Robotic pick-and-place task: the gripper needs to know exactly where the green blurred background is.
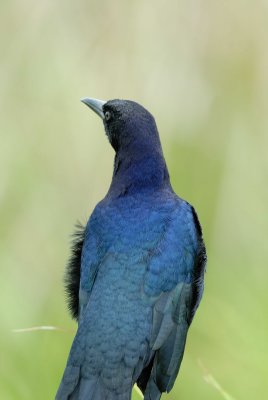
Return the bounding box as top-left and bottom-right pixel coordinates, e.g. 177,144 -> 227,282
1,1 -> 268,399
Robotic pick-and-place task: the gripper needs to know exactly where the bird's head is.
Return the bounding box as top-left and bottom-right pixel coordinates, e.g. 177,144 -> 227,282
81,98 -> 160,153
81,97 -> 169,195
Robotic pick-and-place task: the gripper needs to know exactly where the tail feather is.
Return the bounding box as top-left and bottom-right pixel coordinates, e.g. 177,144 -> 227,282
143,378 -> 161,400
56,371 -> 132,400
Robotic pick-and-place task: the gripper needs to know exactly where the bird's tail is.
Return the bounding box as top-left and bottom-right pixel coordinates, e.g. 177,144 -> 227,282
56,367 -> 132,400
143,378 -> 162,400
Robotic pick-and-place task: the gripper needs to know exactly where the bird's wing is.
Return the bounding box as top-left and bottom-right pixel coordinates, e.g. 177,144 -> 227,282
142,201 -> 206,396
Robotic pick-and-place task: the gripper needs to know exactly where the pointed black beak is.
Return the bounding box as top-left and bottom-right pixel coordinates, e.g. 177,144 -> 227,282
81,98 -> 106,119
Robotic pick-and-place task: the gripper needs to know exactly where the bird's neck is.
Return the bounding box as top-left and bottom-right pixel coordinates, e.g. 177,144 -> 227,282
107,145 -> 170,197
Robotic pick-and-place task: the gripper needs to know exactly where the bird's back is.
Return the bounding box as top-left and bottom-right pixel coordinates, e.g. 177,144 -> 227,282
78,189 -> 179,389
56,188 -> 205,400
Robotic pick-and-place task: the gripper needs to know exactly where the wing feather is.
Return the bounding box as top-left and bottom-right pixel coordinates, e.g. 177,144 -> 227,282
142,201 -> 206,398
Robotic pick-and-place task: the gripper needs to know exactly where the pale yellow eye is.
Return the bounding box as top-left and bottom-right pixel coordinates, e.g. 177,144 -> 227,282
104,111 -> 111,121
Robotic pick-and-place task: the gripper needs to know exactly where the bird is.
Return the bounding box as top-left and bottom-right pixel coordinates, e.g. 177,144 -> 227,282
55,98 -> 207,400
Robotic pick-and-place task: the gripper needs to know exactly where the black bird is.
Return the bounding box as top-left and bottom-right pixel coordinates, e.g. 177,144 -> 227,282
56,98 -> 206,400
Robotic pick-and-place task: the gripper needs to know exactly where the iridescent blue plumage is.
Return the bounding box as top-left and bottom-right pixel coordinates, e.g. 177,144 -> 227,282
56,99 -> 206,400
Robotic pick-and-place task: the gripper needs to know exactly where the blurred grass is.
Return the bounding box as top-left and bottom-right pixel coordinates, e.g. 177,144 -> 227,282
1,0 -> 268,399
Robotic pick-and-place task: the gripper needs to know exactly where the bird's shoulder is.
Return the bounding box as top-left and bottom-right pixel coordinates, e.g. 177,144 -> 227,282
82,191 -> 172,243
83,189 -> 199,244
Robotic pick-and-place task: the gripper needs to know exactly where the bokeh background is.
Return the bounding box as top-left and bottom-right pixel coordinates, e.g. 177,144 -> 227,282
1,1 -> 268,399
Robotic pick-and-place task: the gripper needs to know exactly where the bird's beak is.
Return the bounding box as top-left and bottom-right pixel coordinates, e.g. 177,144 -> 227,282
80,98 -> 106,119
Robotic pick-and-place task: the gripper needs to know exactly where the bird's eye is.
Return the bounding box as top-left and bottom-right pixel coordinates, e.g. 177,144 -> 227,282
104,111 -> 111,121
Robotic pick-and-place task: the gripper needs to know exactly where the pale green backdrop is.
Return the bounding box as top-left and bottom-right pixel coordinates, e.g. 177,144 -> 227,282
1,1 -> 268,399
